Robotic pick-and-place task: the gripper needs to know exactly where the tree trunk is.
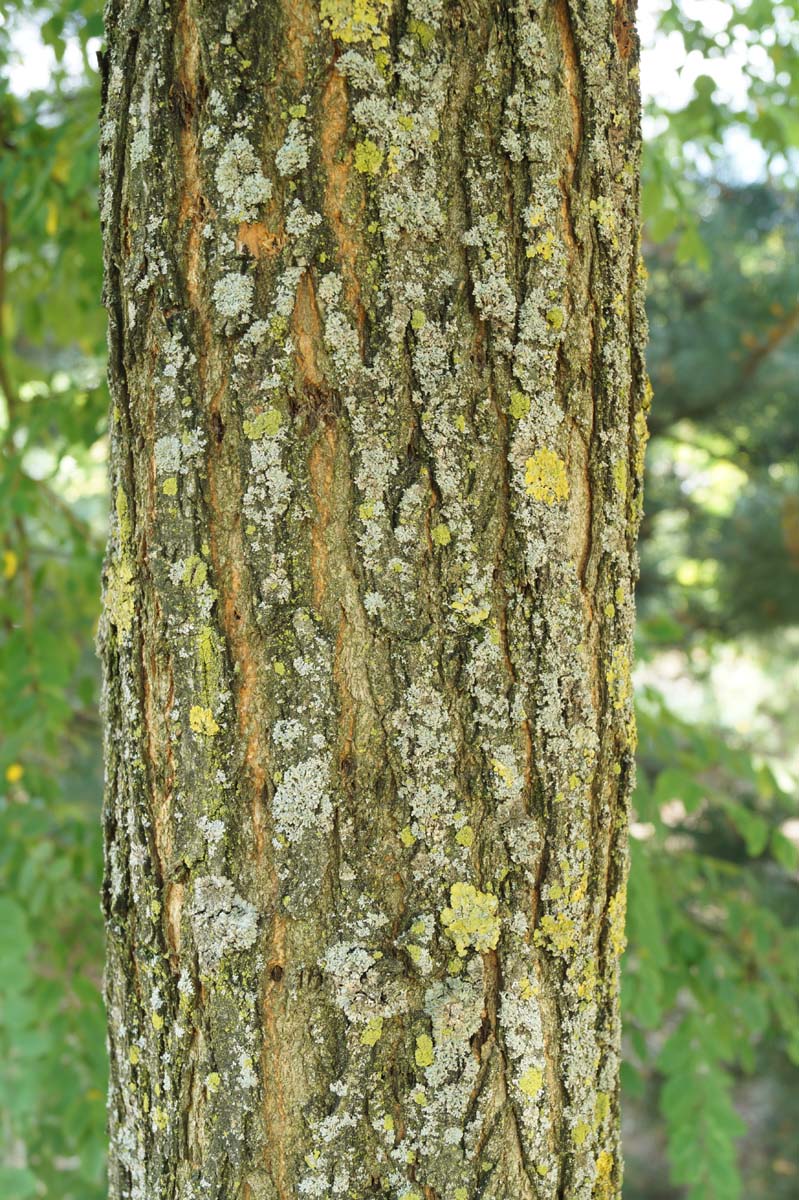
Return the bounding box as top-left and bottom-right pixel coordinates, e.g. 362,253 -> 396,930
98,1 -> 647,1197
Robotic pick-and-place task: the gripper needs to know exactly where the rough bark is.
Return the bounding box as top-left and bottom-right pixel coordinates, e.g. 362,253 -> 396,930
98,1 -> 648,1198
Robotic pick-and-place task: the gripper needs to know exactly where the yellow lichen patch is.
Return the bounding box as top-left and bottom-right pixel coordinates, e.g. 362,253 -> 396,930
399,825 -> 416,848
162,476 -> 178,496
573,1121 -> 590,1147
153,1106 -> 168,1130
243,408 -> 281,439
408,17 -> 435,48
535,911 -> 576,955
189,705 -> 220,737
527,229 -> 557,260
518,975 -> 537,1001
525,448 -> 569,505
576,959 -> 598,1000
455,824 -> 474,848
607,888 -> 627,957
508,389 -> 531,420
320,0 -> 392,45
612,458 -> 628,498
589,196 -> 618,246
571,872 -> 588,905
206,1072 -> 221,1093
490,758 -> 516,789
354,139 -> 384,175
594,1091 -> 610,1126
151,1011 -> 164,1031
440,881 -> 501,957
595,1150 -> 614,1200
115,486 -> 132,542
605,645 -> 632,712
361,1016 -> 384,1046
519,1066 -> 543,1098
197,626 -> 221,697
451,589 -> 490,625
414,1034 -> 434,1068
182,554 -> 208,589
634,406 -> 650,478
431,523 -> 451,546
128,1045 -> 140,1065
106,558 -> 135,634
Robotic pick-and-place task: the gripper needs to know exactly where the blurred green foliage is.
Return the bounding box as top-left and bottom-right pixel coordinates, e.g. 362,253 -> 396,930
1,5 -> 107,1198
0,4 -> 797,1200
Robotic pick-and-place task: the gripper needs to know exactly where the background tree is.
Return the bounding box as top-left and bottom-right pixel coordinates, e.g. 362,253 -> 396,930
97,2 -> 646,1198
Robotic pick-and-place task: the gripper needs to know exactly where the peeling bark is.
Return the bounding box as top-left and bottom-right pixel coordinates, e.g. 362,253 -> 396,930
99,2 -> 648,1198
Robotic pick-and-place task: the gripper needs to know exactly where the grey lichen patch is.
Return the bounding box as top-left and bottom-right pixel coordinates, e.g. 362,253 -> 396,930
275,118 -> 310,177
154,434 -> 182,474
214,134 -> 272,220
212,272 -> 255,323
190,875 -> 258,970
271,754 -> 333,844
130,127 -> 150,167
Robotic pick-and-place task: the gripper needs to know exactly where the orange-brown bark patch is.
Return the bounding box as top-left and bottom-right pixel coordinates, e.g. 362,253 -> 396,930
237,221 -> 285,259
320,62 -> 366,341
293,270 -> 325,390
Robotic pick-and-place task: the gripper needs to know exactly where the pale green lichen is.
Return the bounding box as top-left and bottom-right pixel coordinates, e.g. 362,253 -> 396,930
354,138 -> 384,175
414,1033 -> 434,1068
508,389 -> 531,420
243,408 -> 281,439
440,882 -> 501,957
360,1016 -> 384,1046
524,448 -> 569,504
